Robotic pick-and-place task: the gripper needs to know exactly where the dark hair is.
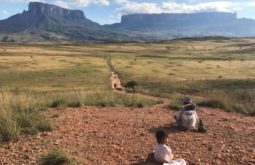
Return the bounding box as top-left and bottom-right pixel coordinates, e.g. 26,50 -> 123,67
183,97 -> 192,105
156,130 -> 167,144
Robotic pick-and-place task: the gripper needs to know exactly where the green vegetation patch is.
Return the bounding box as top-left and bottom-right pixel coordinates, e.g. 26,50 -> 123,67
46,91 -> 157,108
83,92 -> 157,108
0,90 -> 157,142
0,93 -> 52,142
134,78 -> 255,115
40,148 -> 77,165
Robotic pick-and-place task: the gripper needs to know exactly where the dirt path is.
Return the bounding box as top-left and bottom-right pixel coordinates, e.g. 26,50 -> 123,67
0,106 -> 254,165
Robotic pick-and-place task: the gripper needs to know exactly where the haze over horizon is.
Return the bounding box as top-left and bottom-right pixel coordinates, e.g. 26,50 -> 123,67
1,0 -> 255,25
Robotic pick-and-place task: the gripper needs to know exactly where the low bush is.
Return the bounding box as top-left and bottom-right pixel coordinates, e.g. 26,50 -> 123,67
50,99 -> 66,108
197,99 -> 226,109
40,148 -> 77,165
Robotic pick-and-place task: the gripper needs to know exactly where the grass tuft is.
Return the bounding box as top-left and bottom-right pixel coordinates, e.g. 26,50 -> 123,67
0,93 -> 52,142
197,99 -> 226,109
67,101 -> 82,108
50,99 -> 66,108
40,148 -> 77,165
0,116 -> 18,142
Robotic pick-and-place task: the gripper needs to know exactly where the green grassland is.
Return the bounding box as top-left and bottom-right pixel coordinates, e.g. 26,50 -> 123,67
0,43 -> 157,142
0,38 -> 254,142
110,38 -> 255,115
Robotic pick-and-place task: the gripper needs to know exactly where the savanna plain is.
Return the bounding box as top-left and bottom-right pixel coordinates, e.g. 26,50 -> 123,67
0,38 -> 254,165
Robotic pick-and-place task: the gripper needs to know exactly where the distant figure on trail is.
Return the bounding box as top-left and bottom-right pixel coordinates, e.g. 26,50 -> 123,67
110,72 -> 123,90
154,130 -> 187,165
125,81 -> 137,93
174,97 -> 200,131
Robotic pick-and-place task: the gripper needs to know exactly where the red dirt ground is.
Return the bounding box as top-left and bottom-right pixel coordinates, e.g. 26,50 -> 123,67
0,103 -> 254,165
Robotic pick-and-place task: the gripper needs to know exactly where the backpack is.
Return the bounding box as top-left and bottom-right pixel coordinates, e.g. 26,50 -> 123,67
198,119 -> 207,133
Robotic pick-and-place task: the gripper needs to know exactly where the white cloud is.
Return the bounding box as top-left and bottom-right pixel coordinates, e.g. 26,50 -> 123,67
98,0 -> 110,6
2,10 -> 9,15
52,0 -> 111,8
53,1 -> 69,8
161,1 -> 232,13
248,1 -> 255,6
113,0 -> 129,4
115,1 -> 236,16
116,2 -> 161,15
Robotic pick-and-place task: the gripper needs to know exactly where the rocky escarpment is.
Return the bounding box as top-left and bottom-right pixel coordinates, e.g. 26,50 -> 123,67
106,12 -> 255,38
1,1 -> 255,42
0,2 -> 131,42
120,12 -> 237,28
28,2 -> 86,20
108,12 -> 238,31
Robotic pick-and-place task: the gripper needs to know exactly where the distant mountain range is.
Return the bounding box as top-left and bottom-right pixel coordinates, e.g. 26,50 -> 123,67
107,13 -> 255,39
1,2 -> 255,43
0,2 -> 133,43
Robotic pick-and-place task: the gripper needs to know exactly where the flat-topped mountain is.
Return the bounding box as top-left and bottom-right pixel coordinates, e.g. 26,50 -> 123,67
28,2 -> 86,20
112,12 -> 237,30
1,2 -> 255,43
106,12 -> 255,39
0,2 -> 131,43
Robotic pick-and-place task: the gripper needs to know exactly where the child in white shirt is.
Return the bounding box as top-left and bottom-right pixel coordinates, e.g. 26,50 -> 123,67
154,130 -> 186,165
154,130 -> 174,163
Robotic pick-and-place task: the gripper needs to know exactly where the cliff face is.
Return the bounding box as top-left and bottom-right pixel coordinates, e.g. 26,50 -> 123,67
116,12 -> 238,30
0,2 -> 130,42
0,2 -> 92,33
106,12 -> 255,38
28,2 -> 85,20
1,1 -> 255,43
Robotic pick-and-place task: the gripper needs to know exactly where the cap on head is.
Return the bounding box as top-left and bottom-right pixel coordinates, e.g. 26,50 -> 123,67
183,97 -> 192,105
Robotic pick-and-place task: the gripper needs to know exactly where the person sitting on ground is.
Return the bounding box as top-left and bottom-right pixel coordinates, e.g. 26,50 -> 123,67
154,130 -> 173,163
174,97 -> 199,130
154,130 -> 186,165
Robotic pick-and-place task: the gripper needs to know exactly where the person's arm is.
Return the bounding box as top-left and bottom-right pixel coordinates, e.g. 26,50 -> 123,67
195,111 -> 199,122
164,145 -> 174,162
168,151 -> 174,160
178,108 -> 185,119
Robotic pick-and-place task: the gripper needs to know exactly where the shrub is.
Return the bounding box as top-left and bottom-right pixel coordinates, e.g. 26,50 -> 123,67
0,115 -> 18,142
36,121 -> 53,132
136,103 -> 144,108
197,99 -> 226,109
249,111 -> 255,116
67,101 -> 82,108
14,107 -> 52,135
40,148 -> 77,165
21,127 -> 38,135
50,99 -> 66,108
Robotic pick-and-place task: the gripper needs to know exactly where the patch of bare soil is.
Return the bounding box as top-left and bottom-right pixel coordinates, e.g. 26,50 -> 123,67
0,105 -> 254,165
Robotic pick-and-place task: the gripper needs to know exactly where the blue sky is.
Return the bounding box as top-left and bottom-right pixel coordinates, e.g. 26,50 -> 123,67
1,0 -> 255,25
